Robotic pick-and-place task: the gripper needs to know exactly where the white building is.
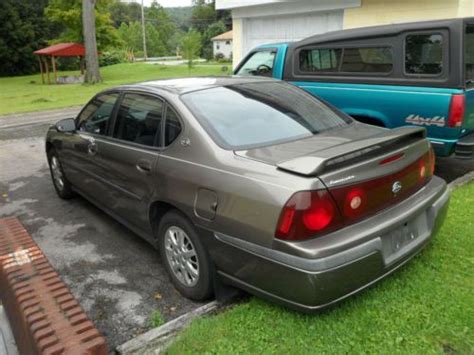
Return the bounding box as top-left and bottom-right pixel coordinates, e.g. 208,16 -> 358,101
211,30 -> 233,60
216,0 -> 474,65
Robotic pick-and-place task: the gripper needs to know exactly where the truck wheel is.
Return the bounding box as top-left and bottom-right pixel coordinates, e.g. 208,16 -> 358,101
47,149 -> 74,199
158,210 -> 213,301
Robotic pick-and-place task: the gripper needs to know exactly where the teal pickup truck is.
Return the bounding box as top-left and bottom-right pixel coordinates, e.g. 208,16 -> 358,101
234,18 -> 474,158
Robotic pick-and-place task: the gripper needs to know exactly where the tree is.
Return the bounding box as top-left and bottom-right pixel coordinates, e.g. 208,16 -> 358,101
0,0 -> 61,76
181,29 -> 202,69
45,0 -> 119,50
82,0 -> 101,83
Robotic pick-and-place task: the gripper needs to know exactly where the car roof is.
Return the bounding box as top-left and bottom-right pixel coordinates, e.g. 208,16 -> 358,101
117,76 -> 277,95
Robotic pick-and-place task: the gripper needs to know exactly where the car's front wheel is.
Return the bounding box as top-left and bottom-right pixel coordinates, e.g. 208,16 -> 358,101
47,149 -> 74,199
158,210 -> 213,301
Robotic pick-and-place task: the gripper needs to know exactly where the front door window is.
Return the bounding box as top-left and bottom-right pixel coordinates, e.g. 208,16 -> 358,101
77,93 -> 119,135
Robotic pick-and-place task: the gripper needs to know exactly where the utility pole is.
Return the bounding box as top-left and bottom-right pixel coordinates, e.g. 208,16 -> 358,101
141,0 -> 148,61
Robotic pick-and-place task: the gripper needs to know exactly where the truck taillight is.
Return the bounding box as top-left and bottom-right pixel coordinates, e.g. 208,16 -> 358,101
275,190 -> 342,241
448,94 -> 465,128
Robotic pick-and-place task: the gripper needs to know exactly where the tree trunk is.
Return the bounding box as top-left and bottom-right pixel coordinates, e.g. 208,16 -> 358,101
82,0 -> 101,83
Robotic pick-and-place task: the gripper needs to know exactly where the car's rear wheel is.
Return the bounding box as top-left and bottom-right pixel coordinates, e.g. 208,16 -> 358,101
158,210 -> 213,301
47,149 -> 74,199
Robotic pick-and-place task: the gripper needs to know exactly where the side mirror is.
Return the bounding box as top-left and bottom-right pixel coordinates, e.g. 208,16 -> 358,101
55,118 -> 76,133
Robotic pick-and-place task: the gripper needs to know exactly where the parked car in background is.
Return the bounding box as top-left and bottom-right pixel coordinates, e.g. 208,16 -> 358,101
235,18 -> 474,159
46,77 -> 449,312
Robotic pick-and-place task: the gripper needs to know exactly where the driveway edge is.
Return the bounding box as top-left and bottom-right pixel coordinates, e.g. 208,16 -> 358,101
116,301 -> 219,354
448,170 -> 474,188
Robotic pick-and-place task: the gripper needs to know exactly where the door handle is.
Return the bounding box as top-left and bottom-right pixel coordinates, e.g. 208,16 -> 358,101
136,159 -> 152,174
87,142 -> 98,156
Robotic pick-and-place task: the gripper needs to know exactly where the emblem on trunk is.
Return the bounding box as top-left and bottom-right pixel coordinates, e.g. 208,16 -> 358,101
392,181 -> 402,194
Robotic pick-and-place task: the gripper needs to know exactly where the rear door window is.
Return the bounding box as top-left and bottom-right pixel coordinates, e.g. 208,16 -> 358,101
235,50 -> 276,77
299,48 -> 341,73
340,47 -> 392,73
164,106 -> 182,146
405,34 -> 443,75
113,93 -> 164,147
465,24 -> 474,82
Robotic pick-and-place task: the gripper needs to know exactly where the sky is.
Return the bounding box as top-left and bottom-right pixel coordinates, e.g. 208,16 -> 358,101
136,0 -> 193,7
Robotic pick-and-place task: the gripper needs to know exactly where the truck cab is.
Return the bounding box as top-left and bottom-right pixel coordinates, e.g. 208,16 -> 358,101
234,18 -> 474,159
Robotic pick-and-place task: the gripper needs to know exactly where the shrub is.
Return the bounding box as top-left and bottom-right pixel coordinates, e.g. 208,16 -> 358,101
98,49 -> 129,67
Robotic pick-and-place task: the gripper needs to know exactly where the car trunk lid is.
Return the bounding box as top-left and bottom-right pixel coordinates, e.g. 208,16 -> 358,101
236,124 -> 434,224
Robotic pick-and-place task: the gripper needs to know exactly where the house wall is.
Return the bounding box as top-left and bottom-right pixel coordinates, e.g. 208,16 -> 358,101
344,0 -> 473,29
223,0 -> 474,66
213,40 -> 233,59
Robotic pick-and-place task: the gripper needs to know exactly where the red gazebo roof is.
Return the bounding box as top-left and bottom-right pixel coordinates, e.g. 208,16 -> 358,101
34,43 -> 85,57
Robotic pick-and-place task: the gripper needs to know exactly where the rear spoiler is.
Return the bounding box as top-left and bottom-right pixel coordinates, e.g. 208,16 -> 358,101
277,126 -> 426,176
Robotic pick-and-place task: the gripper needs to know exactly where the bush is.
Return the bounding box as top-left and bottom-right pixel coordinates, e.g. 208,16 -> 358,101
214,52 -> 225,61
98,49 -> 129,67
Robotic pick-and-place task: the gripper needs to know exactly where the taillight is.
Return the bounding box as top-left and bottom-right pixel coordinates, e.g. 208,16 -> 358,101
447,94 -> 465,128
429,146 -> 436,176
275,190 -> 342,241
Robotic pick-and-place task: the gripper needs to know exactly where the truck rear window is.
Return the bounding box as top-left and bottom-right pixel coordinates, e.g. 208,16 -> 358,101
465,25 -> 474,81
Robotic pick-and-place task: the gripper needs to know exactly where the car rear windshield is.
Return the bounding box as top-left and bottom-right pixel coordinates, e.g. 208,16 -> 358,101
181,82 -> 351,150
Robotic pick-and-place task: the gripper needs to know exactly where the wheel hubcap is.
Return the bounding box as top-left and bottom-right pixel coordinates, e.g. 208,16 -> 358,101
164,226 -> 199,287
51,156 -> 64,190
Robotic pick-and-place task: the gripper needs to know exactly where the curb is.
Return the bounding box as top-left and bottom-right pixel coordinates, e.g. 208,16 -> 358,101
448,170 -> 474,189
116,301 -> 219,354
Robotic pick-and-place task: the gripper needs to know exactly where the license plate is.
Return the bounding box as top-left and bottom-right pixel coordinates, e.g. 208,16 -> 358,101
382,213 -> 427,264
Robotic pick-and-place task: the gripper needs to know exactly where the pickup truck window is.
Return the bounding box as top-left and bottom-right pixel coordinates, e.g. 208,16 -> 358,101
235,50 -> 276,77
341,47 -> 392,73
299,47 -> 392,74
405,34 -> 443,75
300,48 -> 341,72
465,25 -> 474,81
181,82 -> 351,150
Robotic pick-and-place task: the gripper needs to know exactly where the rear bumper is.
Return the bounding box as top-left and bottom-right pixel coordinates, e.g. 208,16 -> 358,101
213,176 -> 449,312
430,131 -> 474,159
454,132 -> 474,159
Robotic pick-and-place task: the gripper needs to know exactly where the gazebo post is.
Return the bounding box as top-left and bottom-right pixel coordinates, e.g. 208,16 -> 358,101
38,56 -> 45,84
44,56 -> 51,85
51,55 -> 57,84
80,56 -> 84,75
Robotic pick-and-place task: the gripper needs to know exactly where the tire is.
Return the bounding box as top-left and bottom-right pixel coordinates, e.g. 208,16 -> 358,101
47,149 -> 74,199
158,210 -> 213,301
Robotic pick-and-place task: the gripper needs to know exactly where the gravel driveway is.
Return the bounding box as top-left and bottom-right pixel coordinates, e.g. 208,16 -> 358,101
0,122 -> 203,350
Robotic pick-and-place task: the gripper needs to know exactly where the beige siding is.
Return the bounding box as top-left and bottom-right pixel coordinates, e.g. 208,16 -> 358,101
344,0 -> 471,29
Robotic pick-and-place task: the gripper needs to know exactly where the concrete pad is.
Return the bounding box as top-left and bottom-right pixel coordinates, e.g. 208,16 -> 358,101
0,305 -> 18,355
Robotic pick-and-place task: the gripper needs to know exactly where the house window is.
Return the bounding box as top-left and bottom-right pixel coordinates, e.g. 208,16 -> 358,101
225,40 -> 231,45
405,34 -> 443,75
216,44 -> 220,50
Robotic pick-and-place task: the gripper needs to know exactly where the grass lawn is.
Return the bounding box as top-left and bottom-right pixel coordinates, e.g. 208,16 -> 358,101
0,63 -> 227,115
168,182 -> 474,354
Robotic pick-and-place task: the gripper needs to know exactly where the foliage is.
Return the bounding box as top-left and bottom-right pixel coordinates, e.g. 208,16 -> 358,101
117,21 -> 167,58
0,63 -> 225,115
190,1 -> 230,60
181,30 -> 202,69
166,6 -> 193,32
150,309 -> 165,328
168,182 -> 474,354
0,0 -> 61,77
98,49 -> 129,67
45,0 -> 120,50
202,20 -> 227,60
108,0 -> 141,27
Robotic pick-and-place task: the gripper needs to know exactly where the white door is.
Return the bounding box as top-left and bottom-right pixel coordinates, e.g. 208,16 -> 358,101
242,10 -> 343,57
